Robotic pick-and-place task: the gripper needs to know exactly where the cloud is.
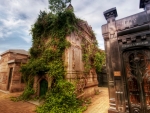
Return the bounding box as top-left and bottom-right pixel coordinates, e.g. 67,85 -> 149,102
0,0 -> 49,53
0,0 -> 145,53
72,0 -> 143,50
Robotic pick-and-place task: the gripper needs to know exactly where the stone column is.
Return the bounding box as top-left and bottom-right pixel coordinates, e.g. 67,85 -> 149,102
102,8 -> 126,113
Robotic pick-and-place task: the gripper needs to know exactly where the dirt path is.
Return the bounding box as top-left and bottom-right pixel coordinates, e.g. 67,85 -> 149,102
84,87 -> 109,113
0,91 -> 36,113
0,87 -> 109,113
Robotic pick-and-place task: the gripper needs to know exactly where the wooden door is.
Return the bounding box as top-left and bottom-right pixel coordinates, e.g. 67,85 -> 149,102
40,79 -> 48,96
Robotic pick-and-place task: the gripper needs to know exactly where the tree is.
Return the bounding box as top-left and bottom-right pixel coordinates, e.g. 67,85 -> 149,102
49,0 -> 71,13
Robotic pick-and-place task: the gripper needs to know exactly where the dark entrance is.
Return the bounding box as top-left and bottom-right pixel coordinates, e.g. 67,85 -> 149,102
40,79 -> 48,96
123,49 -> 150,113
97,66 -> 108,87
7,67 -> 13,90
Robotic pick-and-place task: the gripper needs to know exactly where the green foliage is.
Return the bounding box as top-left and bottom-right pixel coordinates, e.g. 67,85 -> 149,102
47,60 -> 65,78
82,53 -> 91,72
49,0 -> 71,13
20,8 -> 84,113
20,3 -> 105,113
36,80 -> 83,113
21,58 -> 48,77
11,79 -> 34,101
94,51 -> 105,73
20,86 -> 35,100
11,87 -> 34,102
21,10 -> 77,78
81,39 -> 105,73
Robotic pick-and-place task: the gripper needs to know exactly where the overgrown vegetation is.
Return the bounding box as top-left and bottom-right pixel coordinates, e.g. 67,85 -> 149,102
81,39 -> 105,73
19,1 -> 105,113
49,0 -> 71,13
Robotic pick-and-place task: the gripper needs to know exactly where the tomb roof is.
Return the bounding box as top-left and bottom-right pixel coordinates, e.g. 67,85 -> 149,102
0,49 -> 29,56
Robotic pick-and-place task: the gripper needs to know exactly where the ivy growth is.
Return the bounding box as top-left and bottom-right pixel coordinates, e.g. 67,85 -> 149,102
93,50 -> 105,73
19,1 -> 105,113
20,8 -> 84,113
49,0 -> 71,13
81,39 -> 105,73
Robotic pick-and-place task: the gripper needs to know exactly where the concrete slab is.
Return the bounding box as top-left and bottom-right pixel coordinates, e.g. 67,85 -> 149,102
28,100 -> 44,106
0,89 -> 9,94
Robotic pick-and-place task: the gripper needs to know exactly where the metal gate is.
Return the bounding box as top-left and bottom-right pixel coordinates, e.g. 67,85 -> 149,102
123,49 -> 150,113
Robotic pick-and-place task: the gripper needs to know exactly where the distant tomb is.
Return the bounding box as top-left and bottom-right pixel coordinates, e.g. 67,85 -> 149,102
0,49 -> 29,92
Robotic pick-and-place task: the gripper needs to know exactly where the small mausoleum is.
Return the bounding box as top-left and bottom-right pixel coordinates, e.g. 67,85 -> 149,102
33,5 -> 100,98
33,19 -> 99,97
102,0 -> 150,113
0,49 -> 29,92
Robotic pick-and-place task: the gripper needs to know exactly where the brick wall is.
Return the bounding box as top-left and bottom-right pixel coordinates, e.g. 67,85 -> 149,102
0,51 -> 28,92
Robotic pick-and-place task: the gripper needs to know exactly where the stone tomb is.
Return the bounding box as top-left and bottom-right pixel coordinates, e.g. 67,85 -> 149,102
0,49 -> 29,92
33,19 -> 99,98
102,0 -> 150,113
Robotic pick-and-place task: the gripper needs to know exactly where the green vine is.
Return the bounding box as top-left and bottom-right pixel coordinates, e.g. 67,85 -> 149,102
20,9 -> 85,113
81,39 -> 105,73
19,3 -> 105,113
93,50 -> 105,73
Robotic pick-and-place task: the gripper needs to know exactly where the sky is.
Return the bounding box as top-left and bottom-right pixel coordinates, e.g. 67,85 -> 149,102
0,0 -> 144,54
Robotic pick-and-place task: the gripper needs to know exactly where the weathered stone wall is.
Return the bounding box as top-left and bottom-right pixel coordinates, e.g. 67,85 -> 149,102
33,21 -> 100,98
65,22 -> 99,98
0,53 -> 10,90
65,32 -> 83,73
8,63 -> 25,92
0,51 -> 28,92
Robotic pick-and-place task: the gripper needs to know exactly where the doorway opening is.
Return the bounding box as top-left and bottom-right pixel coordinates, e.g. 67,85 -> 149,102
7,67 -> 13,90
40,79 -> 48,96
